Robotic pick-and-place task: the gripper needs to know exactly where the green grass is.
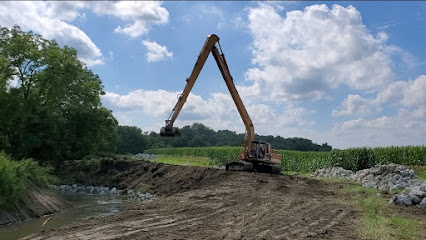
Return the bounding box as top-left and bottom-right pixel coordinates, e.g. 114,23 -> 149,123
146,145 -> 426,172
341,184 -> 424,240
151,155 -> 212,167
281,170 -> 312,178
138,185 -> 149,194
0,153 -> 56,210
409,165 -> 426,181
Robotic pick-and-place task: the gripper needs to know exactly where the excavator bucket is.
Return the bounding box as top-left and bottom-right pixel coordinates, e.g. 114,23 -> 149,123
160,127 -> 181,137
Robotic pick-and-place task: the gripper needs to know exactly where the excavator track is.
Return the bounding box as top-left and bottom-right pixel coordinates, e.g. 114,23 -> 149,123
226,161 -> 281,175
226,161 -> 254,172
253,163 -> 282,175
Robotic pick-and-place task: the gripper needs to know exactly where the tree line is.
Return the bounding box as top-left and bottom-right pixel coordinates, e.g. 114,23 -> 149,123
0,26 -> 331,164
116,123 -> 332,155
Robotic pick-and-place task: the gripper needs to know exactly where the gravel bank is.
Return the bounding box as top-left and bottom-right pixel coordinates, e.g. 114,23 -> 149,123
312,164 -> 426,208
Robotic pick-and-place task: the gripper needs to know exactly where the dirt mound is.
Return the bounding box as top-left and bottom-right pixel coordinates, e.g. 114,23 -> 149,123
114,161 -> 228,196
57,159 -> 228,196
27,160 -> 360,240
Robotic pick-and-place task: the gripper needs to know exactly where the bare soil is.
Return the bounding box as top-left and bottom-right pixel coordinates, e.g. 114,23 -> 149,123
0,187 -> 71,226
25,160 -> 360,240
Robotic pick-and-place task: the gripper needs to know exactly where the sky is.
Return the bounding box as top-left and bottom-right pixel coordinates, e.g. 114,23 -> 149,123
1,1 -> 425,149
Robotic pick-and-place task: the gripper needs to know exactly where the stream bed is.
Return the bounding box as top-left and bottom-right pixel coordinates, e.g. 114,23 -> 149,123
0,193 -> 136,240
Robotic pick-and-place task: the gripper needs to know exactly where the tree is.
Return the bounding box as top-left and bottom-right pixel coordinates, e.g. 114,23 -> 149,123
144,122 -> 332,151
117,126 -> 149,154
0,25 -> 118,161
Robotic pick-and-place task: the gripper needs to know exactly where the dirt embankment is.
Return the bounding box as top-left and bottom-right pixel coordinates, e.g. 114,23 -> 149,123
0,187 -> 71,226
55,159 -> 229,196
25,160 -> 360,240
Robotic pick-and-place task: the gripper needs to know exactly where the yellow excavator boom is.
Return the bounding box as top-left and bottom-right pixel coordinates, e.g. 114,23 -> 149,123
160,34 -> 281,174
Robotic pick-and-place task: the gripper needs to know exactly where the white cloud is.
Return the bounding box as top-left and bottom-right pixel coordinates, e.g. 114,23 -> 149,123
245,3 -> 394,102
0,1 -> 103,66
328,105 -> 426,148
329,75 -> 426,147
102,89 -> 179,116
0,1 -> 171,66
92,1 -> 169,38
101,89 -> 314,138
332,75 -> 426,117
198,5 -> 225,29
44,1 -> 88,21
332,94 -> 379,117
376,75 -> 426,107
142,40 -> 173,62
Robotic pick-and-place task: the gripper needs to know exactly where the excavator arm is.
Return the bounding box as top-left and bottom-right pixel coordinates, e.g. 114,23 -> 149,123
161,34 -> 254,144
160,34 -> 281,174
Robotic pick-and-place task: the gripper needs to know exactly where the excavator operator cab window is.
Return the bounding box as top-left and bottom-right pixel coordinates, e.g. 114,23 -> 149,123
250,141 -> 267,159
259,143 -> 266,159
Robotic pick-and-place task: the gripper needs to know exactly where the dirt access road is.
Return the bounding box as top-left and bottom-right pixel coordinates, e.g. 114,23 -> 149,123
26,160 -> 360,240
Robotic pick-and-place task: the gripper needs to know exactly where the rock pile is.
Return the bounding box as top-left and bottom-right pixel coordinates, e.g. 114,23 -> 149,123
389,183 -> 426,207
52,184 -> 155,202
311,167 -> 354,180
53,184 -> 123,195
134,153 -> 157,160
312,164 -> 426,208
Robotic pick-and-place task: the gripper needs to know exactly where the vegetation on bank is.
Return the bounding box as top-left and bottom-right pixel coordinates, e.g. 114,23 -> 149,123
145,145 -> 426,171
0,153 -> 55,209
342,184 -> 425,239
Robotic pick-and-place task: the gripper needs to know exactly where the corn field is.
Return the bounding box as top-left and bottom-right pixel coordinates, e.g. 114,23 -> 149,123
145,145 -> 426,172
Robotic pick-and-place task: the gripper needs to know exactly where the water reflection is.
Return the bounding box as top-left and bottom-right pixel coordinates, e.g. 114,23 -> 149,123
0,193 -> 135,240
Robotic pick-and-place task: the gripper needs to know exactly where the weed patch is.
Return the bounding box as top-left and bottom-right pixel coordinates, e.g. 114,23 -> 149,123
0,153 -> 56,210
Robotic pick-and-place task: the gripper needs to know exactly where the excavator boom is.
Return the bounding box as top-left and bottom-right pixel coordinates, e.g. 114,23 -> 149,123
160,34 -> 281,174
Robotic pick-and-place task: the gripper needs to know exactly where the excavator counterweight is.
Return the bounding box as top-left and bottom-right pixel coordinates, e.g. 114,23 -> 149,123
160,34 -> 282,174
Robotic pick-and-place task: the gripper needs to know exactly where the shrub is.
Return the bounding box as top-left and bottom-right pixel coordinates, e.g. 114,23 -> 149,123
0,153 -> 56,209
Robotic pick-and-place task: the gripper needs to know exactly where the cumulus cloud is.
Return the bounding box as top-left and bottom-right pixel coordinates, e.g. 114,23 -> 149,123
245,3 -> 394,102
101,89 -> 314,137
332,94 -> 380,117
92,1 -> 169,38
333,75 -> 426,117
0,1 -> 102,66
376,75 -> 426,107
329,105 -> 426,148
0,1 -> 171,66
329,75 -> 426,147
142,40 -> 173,62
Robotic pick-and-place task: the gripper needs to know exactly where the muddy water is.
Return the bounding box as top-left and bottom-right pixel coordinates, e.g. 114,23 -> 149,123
0,193 -> 136,240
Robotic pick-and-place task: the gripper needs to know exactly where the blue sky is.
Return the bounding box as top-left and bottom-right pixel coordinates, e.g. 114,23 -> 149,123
1,1 -> 425,148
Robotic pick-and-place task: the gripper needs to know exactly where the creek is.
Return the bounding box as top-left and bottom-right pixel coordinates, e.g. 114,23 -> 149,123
0,193 -> 136,240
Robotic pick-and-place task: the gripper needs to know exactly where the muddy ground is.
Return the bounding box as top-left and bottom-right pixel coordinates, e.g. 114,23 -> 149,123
25,160 -> 361,240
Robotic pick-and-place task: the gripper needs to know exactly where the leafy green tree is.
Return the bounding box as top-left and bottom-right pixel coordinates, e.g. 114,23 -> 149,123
0,25 -> 118,162
117,126 -> 149,154
145,122 -> 332,151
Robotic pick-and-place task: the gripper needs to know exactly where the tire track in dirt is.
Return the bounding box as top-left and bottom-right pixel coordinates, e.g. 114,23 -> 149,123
25,161 -> 360,240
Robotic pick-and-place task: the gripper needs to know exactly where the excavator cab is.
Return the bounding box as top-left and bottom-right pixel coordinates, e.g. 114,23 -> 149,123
248,141 -> 268,160
228,140 -> 281,174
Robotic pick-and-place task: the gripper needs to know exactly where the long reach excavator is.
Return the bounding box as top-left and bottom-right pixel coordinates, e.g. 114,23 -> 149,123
160,34 -> 281,174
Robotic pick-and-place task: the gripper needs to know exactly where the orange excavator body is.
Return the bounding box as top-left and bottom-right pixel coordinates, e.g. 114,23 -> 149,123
160,34 -> 281,174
